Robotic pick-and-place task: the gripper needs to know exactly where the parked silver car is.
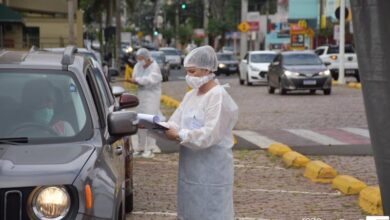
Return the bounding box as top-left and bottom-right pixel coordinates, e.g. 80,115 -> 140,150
151,51 -> 170,81
268,51 -> 332,95
0,46 -> 139,219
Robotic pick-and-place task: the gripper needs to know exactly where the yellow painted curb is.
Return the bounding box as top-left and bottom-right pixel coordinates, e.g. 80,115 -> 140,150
359,186 -> 383,215
303,160 -> 337,183
331,175 -> 367,195
282,151 -> 310,168
161,95 -> 181,108
355,83 -> 362,89
267,143 -> 292,157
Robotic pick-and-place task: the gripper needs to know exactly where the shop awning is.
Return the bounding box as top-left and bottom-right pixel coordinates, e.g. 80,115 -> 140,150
0,4 -> 23,23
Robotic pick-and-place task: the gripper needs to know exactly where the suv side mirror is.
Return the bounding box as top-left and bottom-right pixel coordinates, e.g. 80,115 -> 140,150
108,111 -> 138,143
112,86 -> 125,97
324,62 -> 331,66
118,93 -> 139,109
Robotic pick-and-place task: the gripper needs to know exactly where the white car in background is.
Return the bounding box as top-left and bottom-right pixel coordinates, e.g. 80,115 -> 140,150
159,47 -> 182,69
239,51 -> 277,85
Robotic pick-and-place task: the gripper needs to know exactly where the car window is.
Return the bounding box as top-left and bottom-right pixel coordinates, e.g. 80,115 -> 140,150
0,71 -> 92,141
328,46 -> 355,54
86,68 -> 106,127
315,49 -> 324,56
217,54 -> 235,61
283,54 -> 323,65
250,54 -> 276,63
151,53 -> 164,63
161,49 -> 179,56
93,67 -> 112,107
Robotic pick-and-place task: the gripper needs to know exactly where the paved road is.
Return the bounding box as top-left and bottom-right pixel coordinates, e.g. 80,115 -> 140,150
157,74 -> 370,155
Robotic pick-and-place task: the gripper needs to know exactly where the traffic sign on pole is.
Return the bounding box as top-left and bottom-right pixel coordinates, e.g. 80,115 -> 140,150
238,21 -> 250,33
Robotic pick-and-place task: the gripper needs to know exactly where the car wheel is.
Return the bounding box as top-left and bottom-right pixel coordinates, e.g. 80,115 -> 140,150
279,80 -> 286,95
324,88 -> 331,95
310,89 -> 316,94
239,77 -> 244,85
355,73 -> 361,83
268,79 -> 275,94
331,71 -> 338,81
125,192 -> 134,213
246,73 -> 253,86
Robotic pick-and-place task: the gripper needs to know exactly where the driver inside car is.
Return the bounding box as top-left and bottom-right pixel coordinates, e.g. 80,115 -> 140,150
18,79 -> 75,137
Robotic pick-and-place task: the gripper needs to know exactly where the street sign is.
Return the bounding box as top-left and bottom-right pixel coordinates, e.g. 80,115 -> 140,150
238,21 -> 250,33
247,21 -> 259,31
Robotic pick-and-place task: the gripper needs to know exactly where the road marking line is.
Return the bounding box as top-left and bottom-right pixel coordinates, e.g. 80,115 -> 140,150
233,130 -> 276,149
241,188 -> 341,196
234,164 -> 286,170
285,129 -> 346,145
341,127 -> 370,138
132,211 -> 177,216
131,211 -> 269,220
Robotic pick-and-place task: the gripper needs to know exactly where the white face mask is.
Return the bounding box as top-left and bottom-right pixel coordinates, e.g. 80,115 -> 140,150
185,74 -> 215,89
138,60 -> 146,66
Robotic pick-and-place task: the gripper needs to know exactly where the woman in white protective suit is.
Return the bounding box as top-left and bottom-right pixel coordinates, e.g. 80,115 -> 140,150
165,45 -> 239,220
129,48 -> 162,158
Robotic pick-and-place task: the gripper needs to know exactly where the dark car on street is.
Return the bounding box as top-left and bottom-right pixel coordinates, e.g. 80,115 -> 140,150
268,51 -> 332,95
0,46 -> 139,219
216,52 -> 239,76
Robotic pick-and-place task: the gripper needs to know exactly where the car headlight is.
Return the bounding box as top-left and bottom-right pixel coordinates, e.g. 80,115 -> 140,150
284,70 -> 299,77
319,69 -> 331,76
218,63 -> 226,68
330,55 -> 337,60
29,186 -> 71,220
249,65 -> 260,71
125,47 -> 133,53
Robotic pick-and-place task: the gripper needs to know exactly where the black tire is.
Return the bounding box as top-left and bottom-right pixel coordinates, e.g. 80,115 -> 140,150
331,71 -> 339,81
279,81 -> 286,95
310,89 -> 316,94
239,76 -> 244,85
125,192 -> 134,213
324,88 -> 331,95
246,74 -> 253,86
268,84 -> 275,94
355,73 -> 360,83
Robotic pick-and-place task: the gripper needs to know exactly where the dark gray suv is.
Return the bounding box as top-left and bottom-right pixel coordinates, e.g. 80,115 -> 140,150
0,46 -> 139,219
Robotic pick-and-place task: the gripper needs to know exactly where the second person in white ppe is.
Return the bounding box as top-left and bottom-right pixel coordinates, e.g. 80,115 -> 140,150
165,45 -> 239,220
128,48 -> 162,158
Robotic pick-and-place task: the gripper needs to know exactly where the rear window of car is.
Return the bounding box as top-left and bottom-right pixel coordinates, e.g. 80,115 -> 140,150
283,54 -> 323,65
250,54 -> 276,63
217,54 -> 235,61
328,46 -> 355,54
160,49 -> 179,56
0,70 -> 93,143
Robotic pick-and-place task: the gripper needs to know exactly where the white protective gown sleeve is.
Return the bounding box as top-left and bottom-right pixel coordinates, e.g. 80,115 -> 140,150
168,85 -> 238,150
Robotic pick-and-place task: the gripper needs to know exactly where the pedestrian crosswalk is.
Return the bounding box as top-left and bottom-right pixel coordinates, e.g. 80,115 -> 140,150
233,127 -> 371,149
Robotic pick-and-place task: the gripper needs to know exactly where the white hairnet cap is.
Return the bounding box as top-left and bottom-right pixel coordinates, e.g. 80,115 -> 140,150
183,45 -> 218,72
136,48 -> 151,60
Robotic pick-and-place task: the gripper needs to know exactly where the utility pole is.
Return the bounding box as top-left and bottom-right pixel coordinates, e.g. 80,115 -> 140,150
115,0 -> 122,69
240,0 -> 248,59
203,0 -> 209,45
67,0 -> 75,45
338,0 -> 346,84
175,0 -> 179,47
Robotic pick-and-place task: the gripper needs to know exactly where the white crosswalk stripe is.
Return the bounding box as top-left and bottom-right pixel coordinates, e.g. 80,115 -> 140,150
285,129 -> 347,145
233,130 -> 277,149
340,127 -> 370,138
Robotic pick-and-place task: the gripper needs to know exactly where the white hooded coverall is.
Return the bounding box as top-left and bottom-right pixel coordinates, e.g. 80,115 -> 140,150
132,61 -> 162,151
168,84 -> 239,220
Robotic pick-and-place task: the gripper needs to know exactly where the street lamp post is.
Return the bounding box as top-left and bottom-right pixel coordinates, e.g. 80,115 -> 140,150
338,0 -> 346,84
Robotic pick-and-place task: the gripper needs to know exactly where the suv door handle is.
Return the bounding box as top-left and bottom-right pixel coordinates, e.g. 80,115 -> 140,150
114,146 -> 123,155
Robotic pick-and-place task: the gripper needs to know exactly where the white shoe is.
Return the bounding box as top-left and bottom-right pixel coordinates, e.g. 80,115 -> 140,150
151,146 -> 161,153
142,150 -> 155,158
133,151 -> 143,158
